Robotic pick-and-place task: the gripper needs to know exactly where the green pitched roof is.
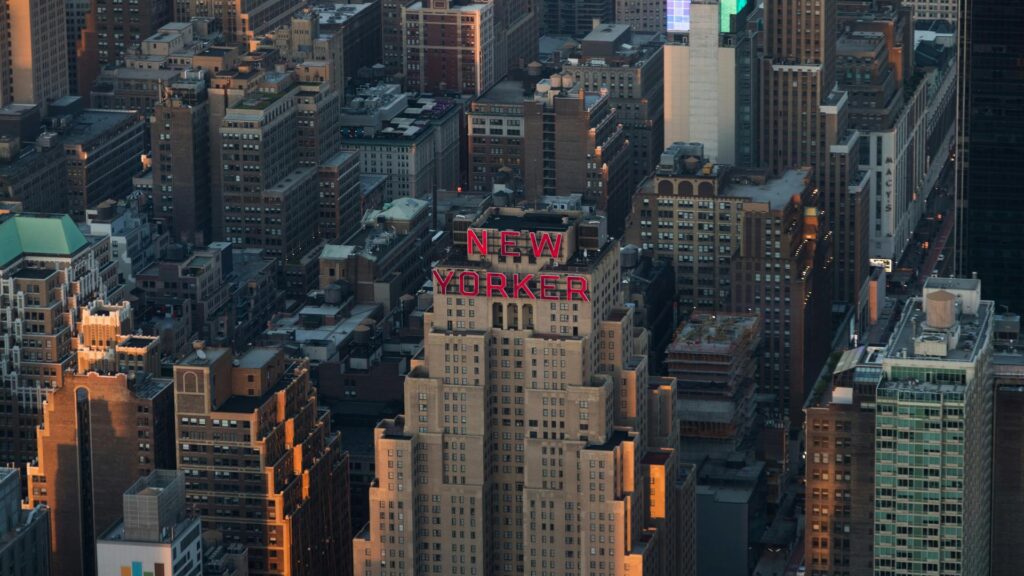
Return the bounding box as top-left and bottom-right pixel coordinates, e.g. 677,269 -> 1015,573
0,214 -> 89,267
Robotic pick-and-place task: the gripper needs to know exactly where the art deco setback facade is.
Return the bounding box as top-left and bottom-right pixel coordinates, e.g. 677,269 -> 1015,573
353,207 -> 692,576
173,346 -> 351,576
0,214 -> 124,472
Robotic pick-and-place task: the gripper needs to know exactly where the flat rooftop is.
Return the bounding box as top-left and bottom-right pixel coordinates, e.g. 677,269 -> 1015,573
477,79 -> 529,105
236,347 -> 280,369
479,211 -> 572,232
730,169 -> 808,209
668,312 -> 759,355
62,110 -> 137,146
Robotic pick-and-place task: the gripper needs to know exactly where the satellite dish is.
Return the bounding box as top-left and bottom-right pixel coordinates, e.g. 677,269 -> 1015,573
196,349 -> 207,360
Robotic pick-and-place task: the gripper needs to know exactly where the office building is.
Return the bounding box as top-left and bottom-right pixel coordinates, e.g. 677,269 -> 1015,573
313,3 -> 382,87
760,0 -> 867,303
666,312 -> 761,459
467,78 -> 531,193
96,471 -> 203,576
173,345 -> 351,576
341,88 -> 461,201
903,0 -> 957,22
614,0 -> 665,33
402,0 -> 497,96
991,319 -> 1024,576
0,129 -> 68,214
318,150 -> 363,241
728,168 -> 832,424
960,0 -> 1024,312
90,21 -> 224,117
75,0 -> 172,99
0,213 -> 124,472
803,346 -> 883,576
319,197 -> 431,312
267,9 -> 346,96
62,109 -> 147,221
27,368 -> 175,576
541,0 -> 610,37
523,75 -> 630,235
353,207 -> 688,576
664,0 -> 759,167
873,277 -> 994,576
562,24 -> 664,187
0,467 -> 49,576
0,0 -> 69,106
219,72 -> 321,266
620,250 -> 676,371
151,71 -> 212,245
625,143 -> 742,310
83,199 -> 167,289
175,0 -> 297,45
136,243 -> 233,346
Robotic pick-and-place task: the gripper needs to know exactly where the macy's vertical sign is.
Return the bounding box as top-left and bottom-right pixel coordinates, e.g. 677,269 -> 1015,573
432,229 -> 590,301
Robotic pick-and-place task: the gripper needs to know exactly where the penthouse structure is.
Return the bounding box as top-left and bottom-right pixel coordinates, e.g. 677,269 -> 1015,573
873,277 -> 994,576
173,346 -> 351,576
666,312 -> 762,459
523,75 -> 631,235
353,207 -> 690,576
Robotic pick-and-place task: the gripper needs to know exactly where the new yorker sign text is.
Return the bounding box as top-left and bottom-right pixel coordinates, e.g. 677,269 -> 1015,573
432,229 -> 591,302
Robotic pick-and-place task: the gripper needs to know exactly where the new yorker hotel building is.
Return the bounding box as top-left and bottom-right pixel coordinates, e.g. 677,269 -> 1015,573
354,207 -> 688,576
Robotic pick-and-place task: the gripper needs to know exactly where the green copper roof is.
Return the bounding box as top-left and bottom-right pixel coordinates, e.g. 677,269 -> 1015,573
0,214 -> 89,267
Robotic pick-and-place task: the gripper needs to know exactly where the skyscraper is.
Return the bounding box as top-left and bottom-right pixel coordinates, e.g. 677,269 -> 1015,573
173,346 -> 351,576
804,345 -> 882,576
960,0 -> 1024,313
75,0 -> 171,98
352,207 -> 690,576
27,367 -> 175,576
0,213 -> 124,473
761,0 -> 868,303
663,0 -> 759,167
872,277 -> 993,576
151,71 -> 212,245
0,0 -> 70,106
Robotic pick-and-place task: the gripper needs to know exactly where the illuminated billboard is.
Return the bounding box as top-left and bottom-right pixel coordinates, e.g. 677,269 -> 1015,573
667,0 -> 749,33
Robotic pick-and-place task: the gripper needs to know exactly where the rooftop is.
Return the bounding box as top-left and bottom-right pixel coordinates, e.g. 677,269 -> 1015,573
236,347 -> 280,369
667,312 -> 760,355
729,168 -> 809,209
479,211 -> 573,233
0,213 -> 89,267
314,2 -> 374,26
476,79 -> 530,105
62,110 -> 137,147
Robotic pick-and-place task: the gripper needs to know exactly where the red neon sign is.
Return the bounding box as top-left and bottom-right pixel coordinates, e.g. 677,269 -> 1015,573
467,229 -> 563,259
432,270 -> 590,302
